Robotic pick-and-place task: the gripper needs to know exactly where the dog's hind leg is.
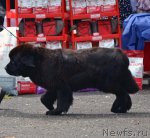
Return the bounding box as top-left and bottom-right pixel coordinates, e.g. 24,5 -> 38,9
41,91 -> 57,111
111,91 -> 132,113
46,82 -> 73,115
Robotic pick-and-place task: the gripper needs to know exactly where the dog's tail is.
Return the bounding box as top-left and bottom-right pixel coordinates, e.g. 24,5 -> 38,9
122,70 -> 139,94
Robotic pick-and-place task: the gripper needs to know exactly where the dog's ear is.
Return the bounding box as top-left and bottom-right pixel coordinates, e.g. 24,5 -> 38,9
21,55 -> 35,68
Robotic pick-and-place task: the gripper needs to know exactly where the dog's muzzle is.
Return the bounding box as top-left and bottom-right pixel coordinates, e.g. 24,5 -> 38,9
5,64 -> 19,76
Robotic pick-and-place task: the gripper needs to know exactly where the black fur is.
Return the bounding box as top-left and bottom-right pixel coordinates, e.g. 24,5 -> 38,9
5,44 -> 139,115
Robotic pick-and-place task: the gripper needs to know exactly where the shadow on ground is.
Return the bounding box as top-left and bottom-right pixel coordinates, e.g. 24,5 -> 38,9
0,108 -> 150,120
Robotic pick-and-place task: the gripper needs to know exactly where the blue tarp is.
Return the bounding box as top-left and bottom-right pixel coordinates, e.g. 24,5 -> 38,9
122,13 -> 150,50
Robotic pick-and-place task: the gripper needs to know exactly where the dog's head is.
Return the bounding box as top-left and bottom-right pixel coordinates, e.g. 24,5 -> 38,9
5,44 -> 36,77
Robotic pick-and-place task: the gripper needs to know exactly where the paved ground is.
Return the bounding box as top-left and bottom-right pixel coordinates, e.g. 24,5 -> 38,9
0,85 -> 150,138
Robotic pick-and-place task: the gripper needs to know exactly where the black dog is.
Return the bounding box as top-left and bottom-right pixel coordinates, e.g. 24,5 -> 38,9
5,44 -> 139,115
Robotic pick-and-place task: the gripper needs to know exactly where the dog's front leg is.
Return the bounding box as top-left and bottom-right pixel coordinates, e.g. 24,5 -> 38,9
41,91 -> 57,111
46,82 -> 73,115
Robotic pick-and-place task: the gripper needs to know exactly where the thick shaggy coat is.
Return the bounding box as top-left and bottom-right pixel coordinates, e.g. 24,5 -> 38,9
5,44 -> 139,115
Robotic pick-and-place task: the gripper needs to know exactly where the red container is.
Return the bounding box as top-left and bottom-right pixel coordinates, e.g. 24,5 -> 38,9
101,5 -> 116,12
43,20 -> 57,36
98,20 -> 111,35
17,81 -> 37,95
144,42 -> 150,72
77,21 -> 91,36
48,6 -> 61,13
87,6 -> 101,14
33,7 -> 47,14
24,20 -> 36,37
73,7 -> 87,15
18,7 -> 33,14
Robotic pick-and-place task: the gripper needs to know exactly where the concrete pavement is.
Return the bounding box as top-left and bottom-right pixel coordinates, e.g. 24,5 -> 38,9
0,86 -> 150,138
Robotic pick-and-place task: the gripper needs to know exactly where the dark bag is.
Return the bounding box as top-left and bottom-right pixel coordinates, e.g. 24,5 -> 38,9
110,17 -> 118,34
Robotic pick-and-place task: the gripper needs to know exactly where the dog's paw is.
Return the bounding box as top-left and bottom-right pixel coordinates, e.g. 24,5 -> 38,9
111,106 -> 128,113
46,109 -> 63,115
111,94 -> 132,113
111,101 -> 130,113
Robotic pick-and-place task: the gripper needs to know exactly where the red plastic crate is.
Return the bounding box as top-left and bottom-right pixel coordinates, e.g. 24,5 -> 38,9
98,20 -> 111,35
47,6 -> 61,13
101,5 -> 117,12
18,7 -> 33,14
73,7 -> 87,15
77,21 -> 91,36
144,42 -> 150,72
33,7 -> 47,14
87,6 -> 101,14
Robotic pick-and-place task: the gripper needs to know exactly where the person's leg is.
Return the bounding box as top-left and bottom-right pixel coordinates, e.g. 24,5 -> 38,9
0,17 -> 4,31
0,0 -> 6,31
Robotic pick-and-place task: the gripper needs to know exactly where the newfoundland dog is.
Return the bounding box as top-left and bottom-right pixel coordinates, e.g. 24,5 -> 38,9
5,44 -> 139,115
